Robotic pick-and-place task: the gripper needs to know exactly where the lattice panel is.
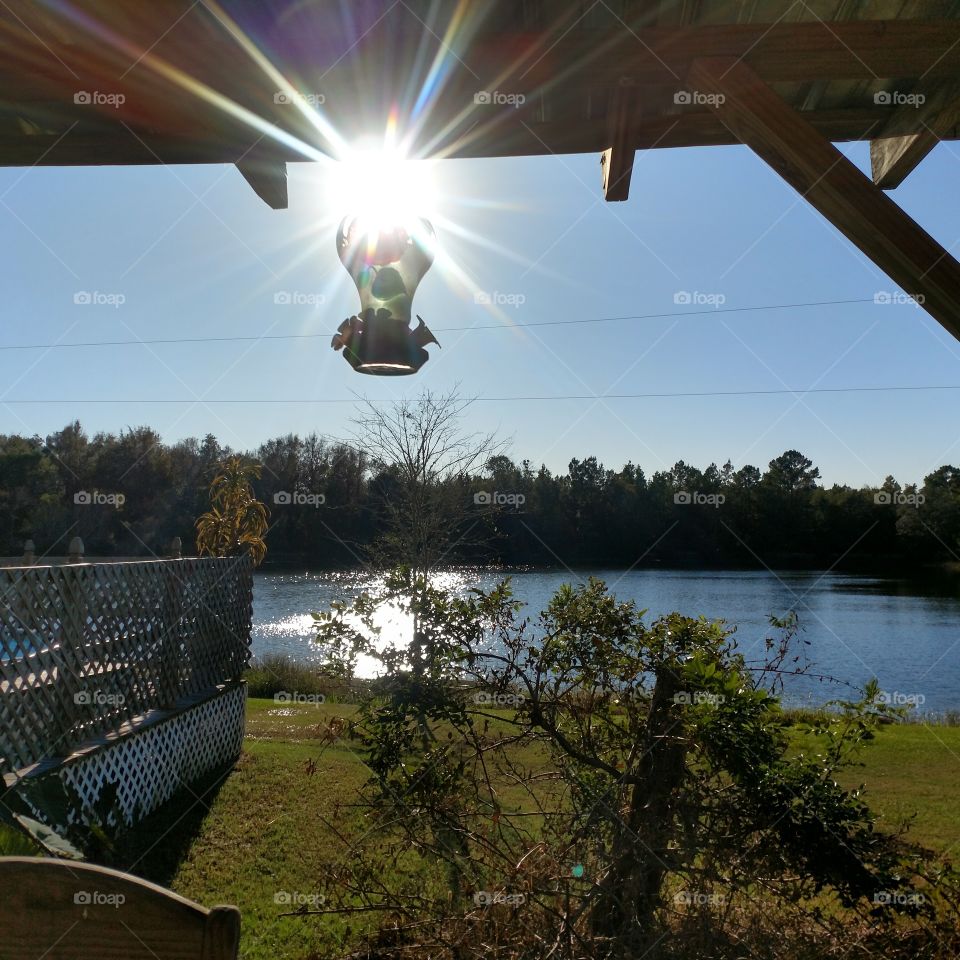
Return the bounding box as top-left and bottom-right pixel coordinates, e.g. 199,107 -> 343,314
57,683 -> 246,825
0,557 -> 253,778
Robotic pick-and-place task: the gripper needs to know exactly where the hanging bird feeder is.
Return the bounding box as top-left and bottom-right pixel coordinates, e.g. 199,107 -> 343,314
331,216 -> 439,375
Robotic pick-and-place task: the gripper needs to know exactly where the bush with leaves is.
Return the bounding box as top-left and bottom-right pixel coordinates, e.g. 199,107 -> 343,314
310,574 -> 958,959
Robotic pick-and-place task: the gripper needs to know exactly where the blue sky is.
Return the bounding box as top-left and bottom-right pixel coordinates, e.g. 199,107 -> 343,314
2,137 -> 959,487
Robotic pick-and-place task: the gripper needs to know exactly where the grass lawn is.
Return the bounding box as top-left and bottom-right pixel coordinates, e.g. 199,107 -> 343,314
4,698 -> 959,960
830,722 -> 960,852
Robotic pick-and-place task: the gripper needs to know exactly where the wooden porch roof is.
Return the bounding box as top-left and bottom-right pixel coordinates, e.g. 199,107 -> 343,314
3,2 -> 960,340
2,3 -> 959,172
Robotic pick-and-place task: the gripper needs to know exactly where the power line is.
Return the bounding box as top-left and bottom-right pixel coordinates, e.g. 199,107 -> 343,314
0,297 -> 878,352
2,385 -> 958,404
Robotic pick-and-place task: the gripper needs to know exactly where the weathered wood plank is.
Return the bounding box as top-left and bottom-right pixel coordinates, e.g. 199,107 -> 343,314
0,857 -> 240,960
871,81 -> 960,188
688,56 -> 960,342
601,88 -> 639,201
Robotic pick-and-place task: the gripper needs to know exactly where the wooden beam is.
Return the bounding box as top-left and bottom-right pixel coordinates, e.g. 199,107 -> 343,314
236,152 -> 288,210
688,56 -> 960,342
469,21 -> 960,88
4,21 -> 960,109
601,87 -> 638,201
870,82 -> 960,188
0,107 -> 897,168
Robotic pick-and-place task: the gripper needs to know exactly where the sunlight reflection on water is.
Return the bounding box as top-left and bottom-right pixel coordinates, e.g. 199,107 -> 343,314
251,567 -> 484,678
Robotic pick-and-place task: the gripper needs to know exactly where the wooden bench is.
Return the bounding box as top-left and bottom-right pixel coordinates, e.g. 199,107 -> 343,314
0,857 -> 239,960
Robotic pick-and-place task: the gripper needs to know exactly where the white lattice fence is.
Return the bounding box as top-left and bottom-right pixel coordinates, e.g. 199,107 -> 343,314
0,556 -> 253,780
0,556 -> 253,835
58,683 -> 246,824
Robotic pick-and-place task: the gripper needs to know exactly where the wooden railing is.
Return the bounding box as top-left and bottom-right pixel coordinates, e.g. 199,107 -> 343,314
0,555 -> 253,779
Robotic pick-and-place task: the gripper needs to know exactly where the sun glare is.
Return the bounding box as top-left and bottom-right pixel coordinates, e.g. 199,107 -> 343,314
330,141 -> 439,229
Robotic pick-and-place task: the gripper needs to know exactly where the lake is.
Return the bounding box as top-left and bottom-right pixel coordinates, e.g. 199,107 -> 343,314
251,567 -> 960,712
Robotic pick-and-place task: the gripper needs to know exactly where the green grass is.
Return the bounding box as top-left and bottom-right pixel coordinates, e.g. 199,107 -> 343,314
153,701 -> 960,959
9,699 -> 960,960
829,723 -> 960,851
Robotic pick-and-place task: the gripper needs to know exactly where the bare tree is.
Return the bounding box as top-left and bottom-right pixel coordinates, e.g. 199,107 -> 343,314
353,388 -> 505,578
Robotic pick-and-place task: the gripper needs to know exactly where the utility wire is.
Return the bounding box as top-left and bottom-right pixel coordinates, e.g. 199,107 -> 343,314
0,297 -> 878,352
2,385 -> 958,404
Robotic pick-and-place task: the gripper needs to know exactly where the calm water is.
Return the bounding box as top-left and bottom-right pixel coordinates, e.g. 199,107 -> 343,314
251,567 -> 960,711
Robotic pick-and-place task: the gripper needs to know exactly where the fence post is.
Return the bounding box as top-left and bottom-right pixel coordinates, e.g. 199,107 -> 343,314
67,537 -> 84,564
169,536 -> 182,559
22,540 -> 35,565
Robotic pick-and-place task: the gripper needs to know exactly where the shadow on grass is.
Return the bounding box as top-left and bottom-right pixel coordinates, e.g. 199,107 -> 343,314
97,757 -> 236,887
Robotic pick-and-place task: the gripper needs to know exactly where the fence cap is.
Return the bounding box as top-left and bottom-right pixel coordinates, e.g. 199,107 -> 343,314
67,536 -> 85,556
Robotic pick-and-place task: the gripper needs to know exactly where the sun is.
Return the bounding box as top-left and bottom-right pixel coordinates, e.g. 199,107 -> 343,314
328,139 -> 439,230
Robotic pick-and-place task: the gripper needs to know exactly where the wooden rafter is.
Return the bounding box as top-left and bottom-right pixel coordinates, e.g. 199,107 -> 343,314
688,56 -> 960,343
601,87 -> 638,202
235,149 -> 288,210
870,82 -> 960,189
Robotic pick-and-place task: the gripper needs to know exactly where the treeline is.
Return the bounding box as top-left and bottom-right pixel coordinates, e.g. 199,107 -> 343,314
1,421 -> 958,569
